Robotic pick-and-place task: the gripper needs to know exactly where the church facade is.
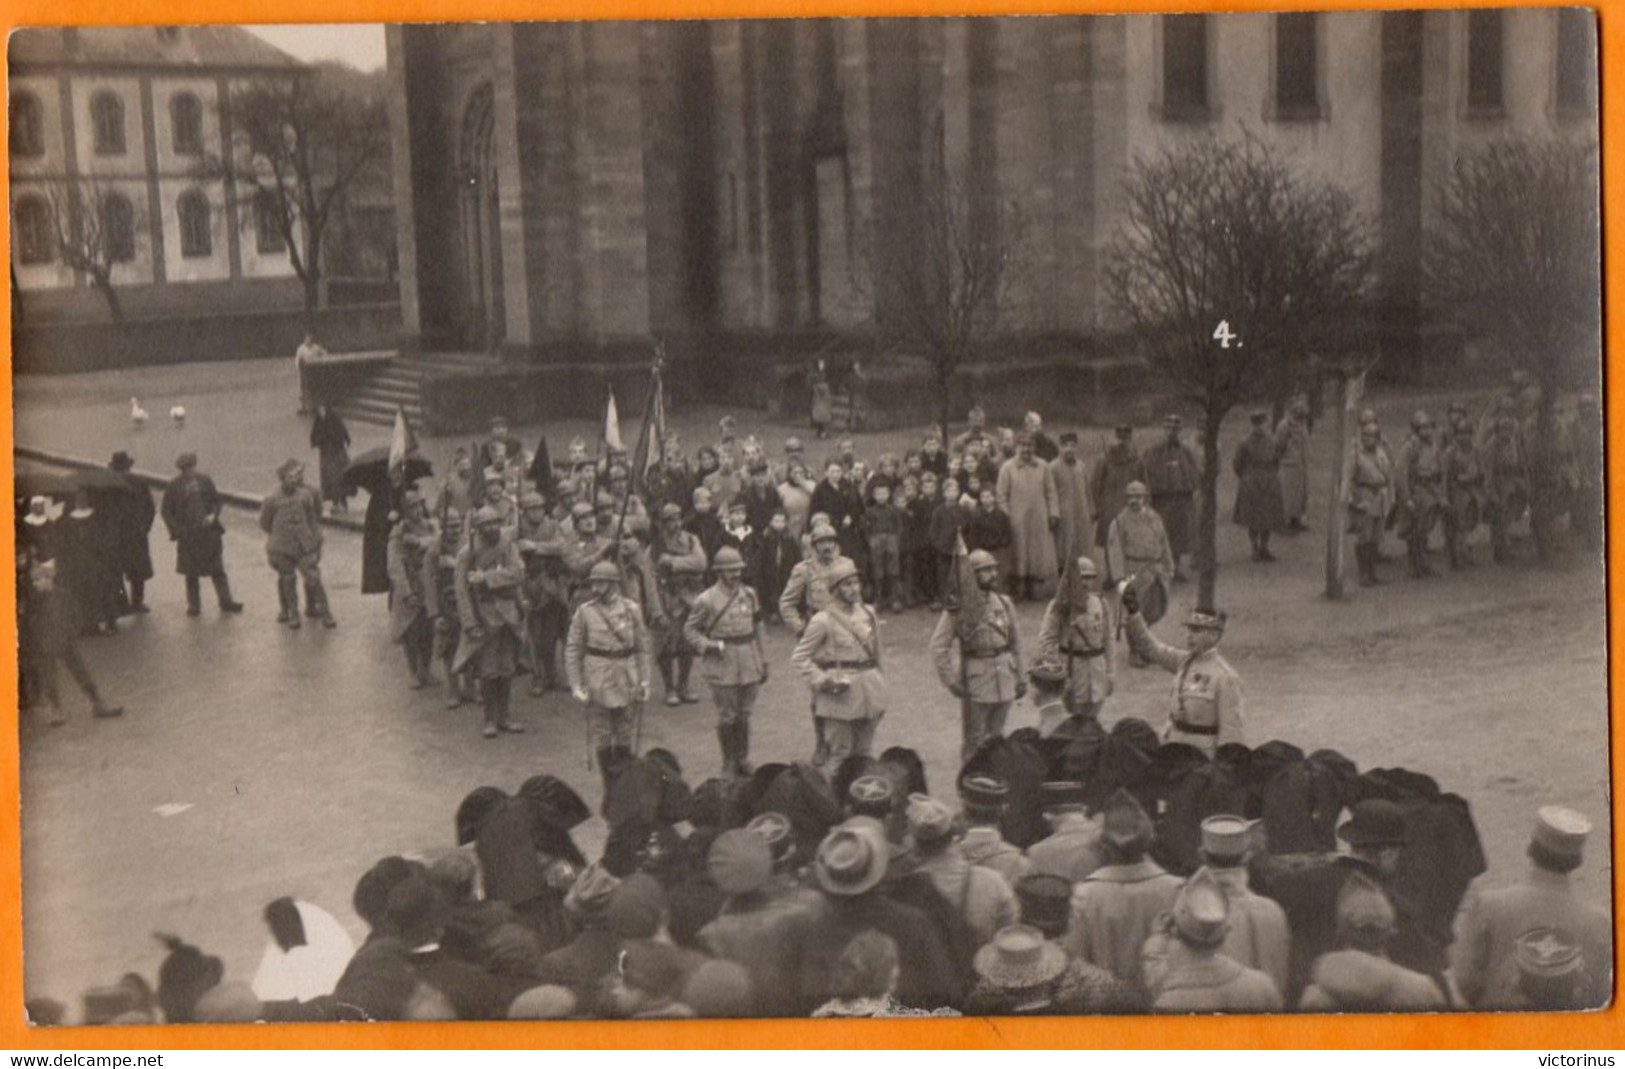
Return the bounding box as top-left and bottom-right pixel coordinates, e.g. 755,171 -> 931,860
385,11 -> 1595,367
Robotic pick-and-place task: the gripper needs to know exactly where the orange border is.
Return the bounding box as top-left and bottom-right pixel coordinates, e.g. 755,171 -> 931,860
2,0 -> 1622,1049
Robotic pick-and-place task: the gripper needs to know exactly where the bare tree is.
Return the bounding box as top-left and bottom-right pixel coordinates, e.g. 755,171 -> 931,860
869,156 -> 1028,442
207,64 -> 390,328
40,176 -> 142,320
1105,136 -> 1374,608
1423,138 -> 1600,558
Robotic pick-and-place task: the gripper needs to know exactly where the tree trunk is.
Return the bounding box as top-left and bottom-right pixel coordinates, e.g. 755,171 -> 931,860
936,365 -> 953,450
1197,401 -> 1224,611
302,274 -> 321,334
93,273 -> 123,321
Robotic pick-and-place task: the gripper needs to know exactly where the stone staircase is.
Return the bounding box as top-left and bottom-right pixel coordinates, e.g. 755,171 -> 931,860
333,352 -> 497,429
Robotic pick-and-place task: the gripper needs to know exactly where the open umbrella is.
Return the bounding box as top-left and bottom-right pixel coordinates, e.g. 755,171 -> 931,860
66,467 -> 138,494
341,447 -> 434,496
15,470 -> 74,500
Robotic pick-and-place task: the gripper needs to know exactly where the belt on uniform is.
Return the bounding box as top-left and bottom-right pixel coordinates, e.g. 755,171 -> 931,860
965,645 -> 1014,660
585,646 -> 635,659
816,659 -> 875,670
1171,719 -> 1219,737
714,634 -> 757,645
1062,645 -> 1106,658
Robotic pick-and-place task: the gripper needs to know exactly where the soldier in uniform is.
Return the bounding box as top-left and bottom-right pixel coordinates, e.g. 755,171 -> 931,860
1344,418 -> 1394,587
1442,421 -> 1486,569
161,452 -> 244,618
1450,806 -> 1610,1010
434,510 -> 476,708
1106,483 -> 1175,666
387,489 -> 440,688
455,506 -> 528,738
929,548 -> 1025,761
563,502 -> 616,609
1143,869 -> 1283,1012
790,559 -> 887,767
1233,410 -> 1287,563
260,459 -> 335,629
566,561 -> 653,784
779,522 -> 853,764
957,774 -> 1031,886
685,546 -> 769,776
1120,588 -> 1243,756
1484,414 -> 1530,563
1275,399 -> 1313,533
516,492 -> 570,695
1394,411 -> 1446,579
1190,815 -> 1290,993
1035,555 -> 1114,719
1142,415 -> 1201,578
1089,424 -> 1146,550
650,503 -> 708,706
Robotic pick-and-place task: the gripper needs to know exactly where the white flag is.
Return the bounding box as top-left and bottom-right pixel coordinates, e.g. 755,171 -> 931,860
388,406 -> 417,479
604,388 -> 624,452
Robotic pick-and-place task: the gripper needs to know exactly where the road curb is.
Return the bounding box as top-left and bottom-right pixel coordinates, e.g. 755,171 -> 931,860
14,444 -> 368,533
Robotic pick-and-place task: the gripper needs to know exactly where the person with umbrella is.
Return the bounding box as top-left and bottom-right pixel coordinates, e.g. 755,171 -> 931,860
161,453 -> 244,618
309,404 -> 353,515
261,459 -> 335,629
105,452 -> 155,614
344,447 -> 435,597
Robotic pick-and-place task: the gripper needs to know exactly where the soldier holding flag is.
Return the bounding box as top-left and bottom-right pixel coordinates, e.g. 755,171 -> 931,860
1035,555 -> 1115,721
929,541 -> 1025,761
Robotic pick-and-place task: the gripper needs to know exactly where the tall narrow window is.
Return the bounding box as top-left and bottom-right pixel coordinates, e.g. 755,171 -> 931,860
1466,10 -> 1505,113
170,92 -> 203,156
254,190 -> 287,254
91,91 -> 127,155
1275,12 -> 1320,118
1556,8 -> 1596,118
14,195 -> 54,264
1162,14 -> 1210,120
10,92 -> 45,158
102,193 -> 135,263
178,190 -> 211,257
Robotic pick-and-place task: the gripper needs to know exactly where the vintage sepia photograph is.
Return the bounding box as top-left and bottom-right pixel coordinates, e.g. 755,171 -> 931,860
7,9 -> 1607,1026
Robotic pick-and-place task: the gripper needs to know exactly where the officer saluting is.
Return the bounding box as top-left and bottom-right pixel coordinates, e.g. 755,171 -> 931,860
566,560 -> 652,786
684,546 -> 768,776
1119,586 -> 1242,756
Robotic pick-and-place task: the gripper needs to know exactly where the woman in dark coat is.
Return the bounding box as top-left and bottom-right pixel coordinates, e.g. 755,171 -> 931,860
107,452 -> 155,612
160,453 -> 244,615
310,405 -> 353,513
1232,411 -> 1288,562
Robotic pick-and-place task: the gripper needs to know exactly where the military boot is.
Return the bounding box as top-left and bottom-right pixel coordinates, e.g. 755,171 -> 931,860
733,721 -> 753,777
717,723 -> 735,776
309,580 -> 337,628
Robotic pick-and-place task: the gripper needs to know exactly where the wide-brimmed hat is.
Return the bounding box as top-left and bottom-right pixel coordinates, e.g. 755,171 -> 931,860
972,925 -> 1068,989
813,821 -> 889,897
110,451 -> 135,472
1337,799 -> 1409,848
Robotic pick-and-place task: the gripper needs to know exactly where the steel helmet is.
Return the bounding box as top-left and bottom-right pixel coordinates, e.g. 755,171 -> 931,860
472,506 -> 504,528
713,546 -> 747,572
1125,480 -> 1149,497
825,559 -> 861,589
1075,556 -> 1099,578
588,561 -> 622,584
810,522 -> 839,544
967,549 -> 998,572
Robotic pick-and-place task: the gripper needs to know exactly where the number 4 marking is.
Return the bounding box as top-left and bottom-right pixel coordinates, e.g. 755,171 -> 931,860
1213,320 -> 1238,349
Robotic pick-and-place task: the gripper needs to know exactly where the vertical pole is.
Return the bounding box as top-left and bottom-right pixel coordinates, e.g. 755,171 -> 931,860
1324,371 -> 1349,599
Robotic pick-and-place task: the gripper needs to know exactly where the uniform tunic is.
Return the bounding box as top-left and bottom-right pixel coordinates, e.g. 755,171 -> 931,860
1143,438 -> 1201,556
1047,455 -> 1094,576
1344,441 -> 1394,546
1035,593 -> 1114,712
1106,507 -> 1175,586
1450,866 -> 1611,1010
387,516 -> 439,642
685,580 -> 767,726
1274,417 -> 1311,522
1148,943 -> 1283,1013
562,533 -> 615,607
1090,446 -> 1147,548
565,596 -> 652,710
1232,427 -> 1287,532
1125,614 -> 1244,756
1395,434 -> 1446,537
453,539 -> 526,678
791,601 -> 887,723
777,555 -> 852,633
995,455 -> 1059,580
929,591 -> 1024,759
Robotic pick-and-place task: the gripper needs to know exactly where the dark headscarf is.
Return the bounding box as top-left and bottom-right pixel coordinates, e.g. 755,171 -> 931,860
352,857 -> 426,934
455,786 -> 510,847
155,933 -> 224,1024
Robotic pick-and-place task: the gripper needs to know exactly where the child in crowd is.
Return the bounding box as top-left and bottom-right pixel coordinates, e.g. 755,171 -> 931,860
685,487 -> 726,564
719,501 -> 758,576
757,510 -> 800,620
865,482 -> 905,614
908,472 -> 940,609
928,477 -> 967,610
966,487 -> 1015,590
896,476 -> 921,608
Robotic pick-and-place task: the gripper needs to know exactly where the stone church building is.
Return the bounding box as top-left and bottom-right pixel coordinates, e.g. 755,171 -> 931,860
385,12 -> 1595,374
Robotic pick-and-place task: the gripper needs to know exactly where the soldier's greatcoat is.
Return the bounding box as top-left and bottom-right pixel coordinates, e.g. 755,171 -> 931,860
1035,592 -> 1114,711
928,592 -> 1023,704
778,555 -> 852,634
453,538 -> 526,677
565,595 -> 652,709
791,600 -> 887,723
685,581 -> 766,686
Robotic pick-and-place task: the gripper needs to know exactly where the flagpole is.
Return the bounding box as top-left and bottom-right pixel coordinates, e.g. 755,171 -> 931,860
615,346 -> 665,542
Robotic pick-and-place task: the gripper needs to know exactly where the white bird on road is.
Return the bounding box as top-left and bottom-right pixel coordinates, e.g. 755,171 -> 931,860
130,397 -> 149,426
170,405 -> 187,428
